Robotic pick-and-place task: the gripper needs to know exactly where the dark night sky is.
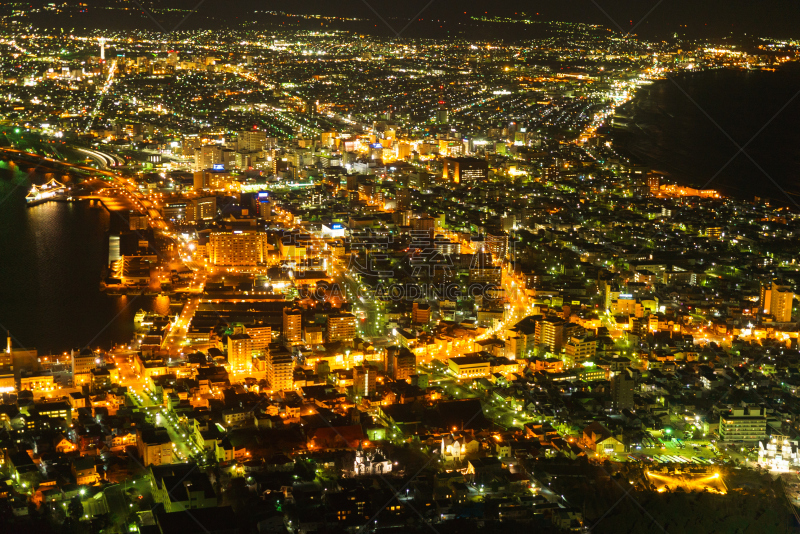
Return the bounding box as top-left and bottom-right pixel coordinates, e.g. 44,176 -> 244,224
23,0 -> 800,40
281,0 -> 800,37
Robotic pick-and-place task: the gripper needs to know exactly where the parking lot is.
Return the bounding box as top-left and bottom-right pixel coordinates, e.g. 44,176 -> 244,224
618,437 -> 723,464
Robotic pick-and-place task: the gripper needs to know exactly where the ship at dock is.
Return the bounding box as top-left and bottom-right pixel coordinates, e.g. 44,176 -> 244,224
25,178 -> 67,206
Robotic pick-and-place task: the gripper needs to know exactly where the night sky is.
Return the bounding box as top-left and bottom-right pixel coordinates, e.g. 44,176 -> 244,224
20,0 -> 800,40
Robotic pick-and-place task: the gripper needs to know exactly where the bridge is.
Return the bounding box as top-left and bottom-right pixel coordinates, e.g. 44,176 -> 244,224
0,146 -> 117,177
75,146 -> 125,168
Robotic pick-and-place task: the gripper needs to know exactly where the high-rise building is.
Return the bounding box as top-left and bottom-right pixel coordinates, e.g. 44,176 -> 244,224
327,312 -> 356,343
163,201 -> 194,223
392,348 -> 416,381
267,343 -> 294,392
283,307 -> 302,344
353,364 -> 376,397
485,232 -> 508,260
71,348 -> 97,386
761,281 -> 795,322
2,332 -> 11,367
719,406 -> 767,442
108,235 -> 121,264
130,212 -> 149,231
256,192 -> 271,217
247,326 -> 271,354
647,175 -> 660,195
410,215 -> 436,239
564,336 -> 597,367
396,187 -> 411,210
193,168 -> 232,190
442,157 -> 488,184
410,171 -> 431,190
207,231 -> 270,266
760,283 -> 770,314
436,91 -> 449,124
469,267 -> 502,285
537,316 -> 565,355
238,130 -> 267,152
610,369 -> 635,410
0,332 -> 14,391
194,145 -> 225,171
194,197 -> 217,221
303,324 -> 324,345
227,333 -> 252,371
411,302 -> 431,325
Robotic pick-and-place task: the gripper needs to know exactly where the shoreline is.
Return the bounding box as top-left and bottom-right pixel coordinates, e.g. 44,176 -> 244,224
607,63 -> 800,209
0,187 -> 149,354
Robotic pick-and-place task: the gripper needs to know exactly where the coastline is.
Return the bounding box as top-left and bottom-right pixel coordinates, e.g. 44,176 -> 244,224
0,183 -> 157,354
607,63 -> 800,208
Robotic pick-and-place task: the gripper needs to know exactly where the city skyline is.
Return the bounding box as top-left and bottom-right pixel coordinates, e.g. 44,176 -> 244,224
1,4 -> 800,534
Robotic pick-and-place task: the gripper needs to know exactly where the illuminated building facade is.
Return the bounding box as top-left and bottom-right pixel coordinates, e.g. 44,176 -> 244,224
720,407 -> 767,442
564,337 -> 597,367
757,435 -> 799,472
207,231 -> 270,266
283,307 -> 302,344
610,370 -> 635,410
761,281 -> 795,323
267,344 -> 294,392
352,364 -> 376,397
227,333 -> 252,371
71,348 -> 96,385
392,349 -> 416,381
538,317 -> 565,355
448,356 -> 490,380
327,312 -> 356,343
442,157 -> 488,184
195,197 -> 217,220
246,326 -> 272,354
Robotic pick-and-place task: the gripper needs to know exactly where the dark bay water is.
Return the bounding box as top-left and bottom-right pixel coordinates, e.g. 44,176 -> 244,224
0,169 -> 168,354
611,63 -> 800,206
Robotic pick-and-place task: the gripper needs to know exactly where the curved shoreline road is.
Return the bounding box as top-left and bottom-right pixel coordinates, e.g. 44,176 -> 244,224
0,146 -> 122,177
0,146 -> 167,230
2,145 -> 205,359
75,146 -> 125,168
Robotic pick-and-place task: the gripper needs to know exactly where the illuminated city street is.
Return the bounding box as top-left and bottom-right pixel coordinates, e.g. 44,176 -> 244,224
1,4 -> 800,534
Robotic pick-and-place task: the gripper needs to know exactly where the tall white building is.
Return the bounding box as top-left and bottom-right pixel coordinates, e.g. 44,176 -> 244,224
194,145 -> 225,171
227,333 -> 252,372
238,131 -> 267,152
762,281 -> 795,323
720,406 -> 767,442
